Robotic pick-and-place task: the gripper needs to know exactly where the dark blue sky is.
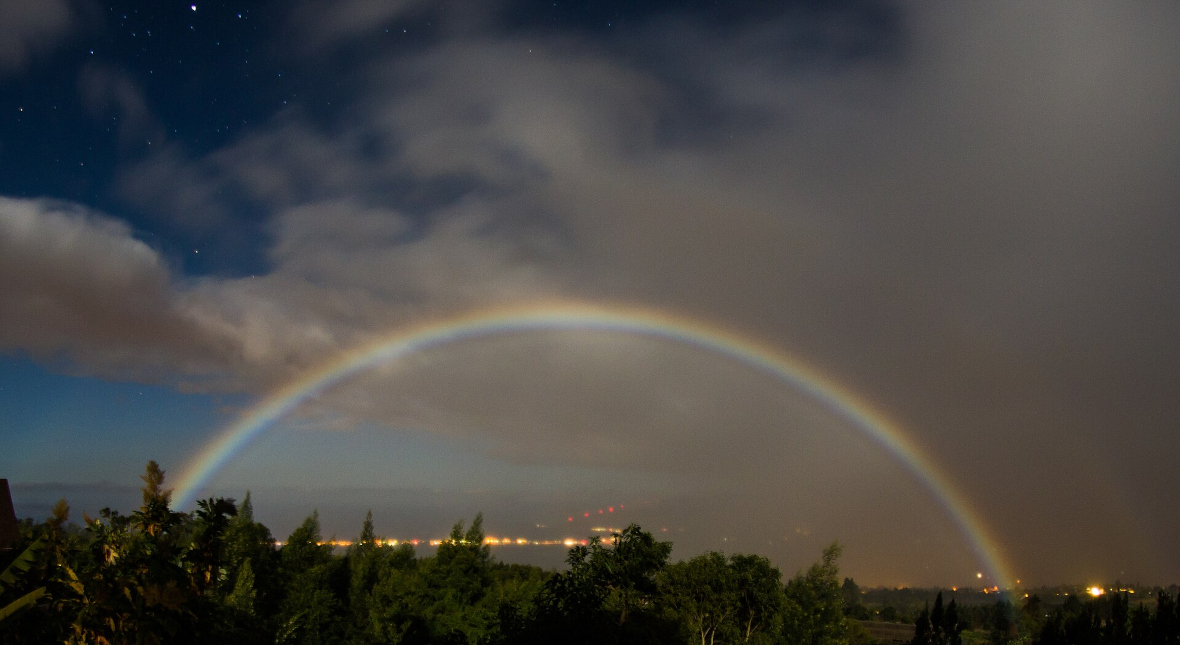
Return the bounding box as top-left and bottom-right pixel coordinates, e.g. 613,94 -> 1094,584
2,0 -> 1179,586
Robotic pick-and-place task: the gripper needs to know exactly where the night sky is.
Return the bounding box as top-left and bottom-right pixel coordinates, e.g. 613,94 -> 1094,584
2,0 -> 1179,587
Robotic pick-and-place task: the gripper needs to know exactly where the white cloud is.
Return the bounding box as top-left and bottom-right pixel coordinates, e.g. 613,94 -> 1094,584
0,197 -> 233,382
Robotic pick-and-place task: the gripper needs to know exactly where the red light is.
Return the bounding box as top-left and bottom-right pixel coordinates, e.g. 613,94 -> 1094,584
608,506 -> 614,512
598,509 -> 604,514
567,517 -> 573,522
584,512 -> 589,517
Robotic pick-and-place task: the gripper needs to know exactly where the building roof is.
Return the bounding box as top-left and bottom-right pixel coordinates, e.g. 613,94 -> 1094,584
0,479 -> 20,550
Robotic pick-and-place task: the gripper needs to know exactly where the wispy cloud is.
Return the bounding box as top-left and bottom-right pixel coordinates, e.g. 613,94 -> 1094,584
0,0 -> 79,76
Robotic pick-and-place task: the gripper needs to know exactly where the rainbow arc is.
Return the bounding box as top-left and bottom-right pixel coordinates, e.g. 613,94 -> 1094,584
173,300 -> 1015,588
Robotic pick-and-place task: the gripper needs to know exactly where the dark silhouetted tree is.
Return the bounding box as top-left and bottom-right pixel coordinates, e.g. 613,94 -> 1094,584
783,542 -> 847,645
661,551 -> 736,645
730,553 -> 784,643
913,603 -> 932,645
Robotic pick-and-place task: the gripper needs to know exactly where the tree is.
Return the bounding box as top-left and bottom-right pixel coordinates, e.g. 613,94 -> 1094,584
930,592 -> 945,644
0,538 -> 47,624
282,511 -> 333,574
346,509 -> 383,644
533,543 -> 610,639
224,492 -> 280,619
188,497 -> 238,594
987,599 -> 1015,645
276,511 -> 343,645
1106,592 -> 1131,645
426,514 -> 496,640
783,542 -> 848,645
366,554 -> 429,645
62,461 -> 198,644
661,552 -> 736,645
942,598 -> 964,645
1020,594 -> 1045,638
729,554 -> 784,643
225,557 -> 257,614
597,524 -> 673,626
841,577 -> 871,621
913,603 -> 932,645
136,460 -> 182,538
530,524 -> 672,644
1155,591 -> 1180,645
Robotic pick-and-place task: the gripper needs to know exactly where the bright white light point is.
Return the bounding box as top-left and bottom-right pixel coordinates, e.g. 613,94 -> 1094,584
976,572 -> 983,579
191,5 -> 196,10
1089,586 -> 1104,597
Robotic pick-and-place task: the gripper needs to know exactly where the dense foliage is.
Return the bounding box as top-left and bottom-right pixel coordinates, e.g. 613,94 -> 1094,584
1,462 -> 1178,644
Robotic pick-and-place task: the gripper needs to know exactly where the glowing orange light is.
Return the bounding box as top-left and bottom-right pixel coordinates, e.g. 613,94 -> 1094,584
1088,586 -> 1104,597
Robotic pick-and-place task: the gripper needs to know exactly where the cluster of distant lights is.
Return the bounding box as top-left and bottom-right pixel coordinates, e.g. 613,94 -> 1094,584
272,505 -> 633,549
277,534 -> 623,549
277,528 -> 627,549
935,575 -> 1131,597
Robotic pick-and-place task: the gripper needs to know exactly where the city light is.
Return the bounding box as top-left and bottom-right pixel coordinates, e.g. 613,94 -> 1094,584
275,533 -> 633,549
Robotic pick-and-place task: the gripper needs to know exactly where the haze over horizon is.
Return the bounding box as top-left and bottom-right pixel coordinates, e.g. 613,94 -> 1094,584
3,0 -> 1179,588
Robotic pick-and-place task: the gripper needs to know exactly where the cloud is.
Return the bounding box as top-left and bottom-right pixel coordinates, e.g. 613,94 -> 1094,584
78,65 -> 165,150
286,0 -> 433,49
11,0 -> 1180,581
0,197 -> 234,382
116,145 -> 237,230
109,1 -> 1179,448
0,0 -> 78,76
168,196 -> 567,387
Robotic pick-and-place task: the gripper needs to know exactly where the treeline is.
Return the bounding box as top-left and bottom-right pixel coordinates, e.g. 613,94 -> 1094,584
841,581 -> 1180,645
3,462 -> 1179,645
989,592 -> 1180,645
0,461 -> 847,644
